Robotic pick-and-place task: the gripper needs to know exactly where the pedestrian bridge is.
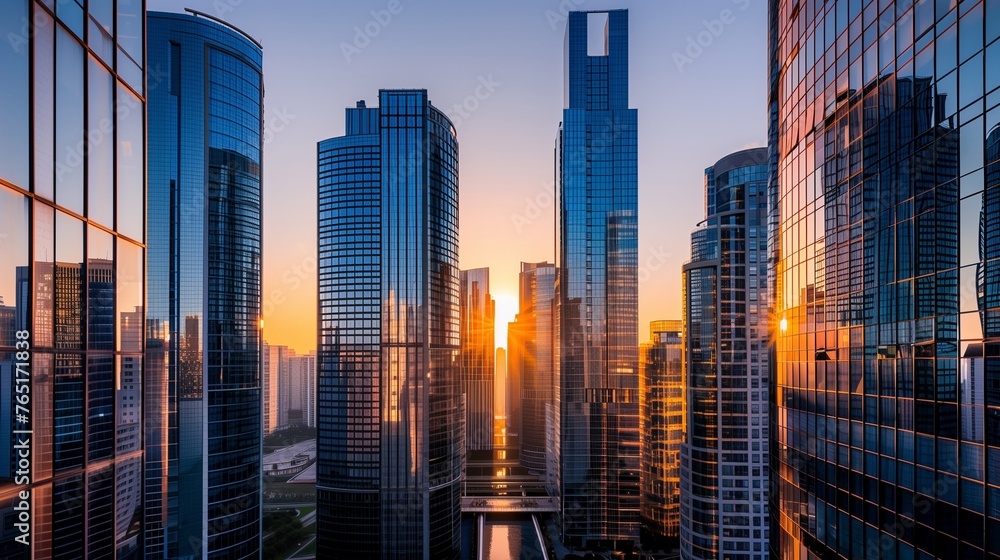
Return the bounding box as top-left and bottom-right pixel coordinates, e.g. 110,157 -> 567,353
461,496 -> 559,513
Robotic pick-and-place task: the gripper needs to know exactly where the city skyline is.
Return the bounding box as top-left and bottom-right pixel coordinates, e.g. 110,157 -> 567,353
145,0 -> 769,354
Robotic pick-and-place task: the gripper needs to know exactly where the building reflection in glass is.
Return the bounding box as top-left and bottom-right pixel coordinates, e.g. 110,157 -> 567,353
0,1 -> 146,557
769,1 -> 998,558
316,91 -> 463,559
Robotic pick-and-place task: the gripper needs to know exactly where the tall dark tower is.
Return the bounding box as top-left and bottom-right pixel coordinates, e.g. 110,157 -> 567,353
316,91 -> 463,560
556,9 -> 640,550
146,11 -> 264,559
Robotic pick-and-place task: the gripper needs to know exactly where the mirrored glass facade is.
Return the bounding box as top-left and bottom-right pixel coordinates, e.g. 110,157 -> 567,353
460,268 -> 495,453
556,9 -> 641,550
146,12 -> 263,559
769,1 -> 1000,558
681,149 -> 771,560
316,91 -> 463,560
641,320 -> 684,543
0,1 -> 145,558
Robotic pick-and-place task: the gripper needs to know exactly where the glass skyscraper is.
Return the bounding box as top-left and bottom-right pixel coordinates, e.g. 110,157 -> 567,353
316,91 -> 463,560
0,1 -> 145,558
508,262 -> 557,484
640,320 -> 684,544
769,1 -> 1000,558
460,267 -> 495,452
555,9 -> 640,550
145,11 -> 263,559
681,148 -> 771,560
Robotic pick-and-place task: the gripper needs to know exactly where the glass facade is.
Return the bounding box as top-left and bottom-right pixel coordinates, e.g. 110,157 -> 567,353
556,9 -> 641,549
316,91 -> 463,560
0,1 -> 145,558
460,268 -> 495,452
640,320 -> 684,542
681,149 -> 771,560
509,262 -> 557,482
146,12 -> 263,560
769,1 -> 1000,558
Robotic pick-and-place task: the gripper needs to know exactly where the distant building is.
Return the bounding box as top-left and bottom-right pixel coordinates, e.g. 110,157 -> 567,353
460,268 -> 495,451
288,352 -> 317,428
262,342 -> 284,434
317,91 -> 463,559
508,262 -> 556,479
640,320 -> 683,542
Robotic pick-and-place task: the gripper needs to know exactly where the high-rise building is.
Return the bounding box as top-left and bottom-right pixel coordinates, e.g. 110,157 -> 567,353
288,352 -> 317,428
767,1 -> 999,558
508,262 -> 557,479
680,148 -> 770,560
146,11 -> 263,559
640,320 -> 683,543
0,1 -> 146,557
460,268 -> 495,452
316,91 -> 463,559
262,342 -> 285,434
496,346 -> 507,427
555,9 -> 640,550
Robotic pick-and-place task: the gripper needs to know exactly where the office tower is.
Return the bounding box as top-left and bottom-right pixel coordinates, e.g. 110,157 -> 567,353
262,342 -> 282,434
146,11 -> 263,559
460,268 -> 495,452
767,1 -> 998,558
640,320 -> 683,543
288,352 -> 317,428
0,1 -> 145,558
680,148 -> 769,560
317,91 -> 463,559
496,346 -> 507,426
555,9 -> 640,550
508,262 -> 557,479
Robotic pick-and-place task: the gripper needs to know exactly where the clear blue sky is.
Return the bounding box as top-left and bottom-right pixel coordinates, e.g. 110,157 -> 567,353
147,0 -> 768,352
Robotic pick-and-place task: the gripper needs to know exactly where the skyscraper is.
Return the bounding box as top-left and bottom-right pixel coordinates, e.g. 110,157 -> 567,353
262,342 -> 284,434
680,148 -> 770,560
460,268 -> 495,452
316,91 -> 463,559
288,352 -> 317,428
146,11 -> 264,559
0,1 -> 145,557
555,9 -> 640,550
508,262 -> 556,479
640,320 -> 683,544
768,1 -> 995,558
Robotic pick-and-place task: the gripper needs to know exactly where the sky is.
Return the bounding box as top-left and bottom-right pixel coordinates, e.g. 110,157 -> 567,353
147,0 -> 768,354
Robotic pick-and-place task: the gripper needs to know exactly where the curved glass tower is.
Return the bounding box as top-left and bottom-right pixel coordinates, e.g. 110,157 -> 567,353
146,11 -> 263,559
316,91 -> 463,560
770,1 -> 999,558
0,1 -> 145,558
681,148 -> 770,560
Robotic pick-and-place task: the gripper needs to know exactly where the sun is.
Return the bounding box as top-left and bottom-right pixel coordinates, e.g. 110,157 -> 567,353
493,293 -> 519,350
